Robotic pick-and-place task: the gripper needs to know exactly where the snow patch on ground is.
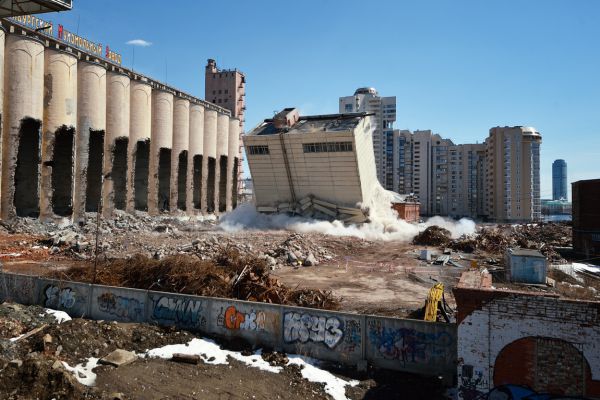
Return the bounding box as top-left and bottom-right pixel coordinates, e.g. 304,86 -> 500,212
44,308 -> 72,323
64,337 -> 360,399
144,338 -> 280,373
145,338 -> 358,399
62,357 -> 99,386
573,262 -> 600,274
287,355 -> 359,400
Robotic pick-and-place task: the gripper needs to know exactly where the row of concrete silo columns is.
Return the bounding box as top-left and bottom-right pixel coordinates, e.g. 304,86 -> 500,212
0,31 -> 240,222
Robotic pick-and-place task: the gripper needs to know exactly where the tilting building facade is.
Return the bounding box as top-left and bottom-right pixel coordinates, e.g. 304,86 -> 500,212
244,108 -> 403,223
0,18 -> 241,222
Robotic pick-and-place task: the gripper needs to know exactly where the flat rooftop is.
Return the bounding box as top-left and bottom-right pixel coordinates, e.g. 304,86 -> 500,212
249,112 -> 371,136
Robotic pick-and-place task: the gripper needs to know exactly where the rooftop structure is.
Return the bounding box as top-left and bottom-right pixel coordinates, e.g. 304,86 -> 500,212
0,0 -> 71,17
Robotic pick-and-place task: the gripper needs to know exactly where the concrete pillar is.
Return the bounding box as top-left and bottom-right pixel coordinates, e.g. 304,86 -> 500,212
103,71 -> 130,217
73,60 -> 106,222
201,110 -> 217,213
127,79 -> 151,213
187,103 -> 204,213
0,28 -> 5,215
149,89 -> 173,215
1,35 -> 44,220
171,97 -> 189,212
226,118 -> 240,211
40,48 -> 77,221
216,113 -> 229,213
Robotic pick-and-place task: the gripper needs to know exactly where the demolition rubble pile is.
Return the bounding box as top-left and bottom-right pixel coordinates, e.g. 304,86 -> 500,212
0,211 -> 337,269
176,233 -> 335,269
415,222 -> 572,262
412,226 -> 452,247
52,249 -> 340,310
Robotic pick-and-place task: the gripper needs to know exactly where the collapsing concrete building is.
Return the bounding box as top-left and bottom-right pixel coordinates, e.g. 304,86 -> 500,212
0,19 -> 241,222
245,108 -> 410,223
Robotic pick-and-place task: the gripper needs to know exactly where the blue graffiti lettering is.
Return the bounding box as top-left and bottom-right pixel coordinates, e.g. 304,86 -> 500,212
97,292 -> 143,321
152,296 -> 206,328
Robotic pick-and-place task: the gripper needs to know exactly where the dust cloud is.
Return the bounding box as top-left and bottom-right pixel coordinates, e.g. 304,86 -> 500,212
219,203 -> 476,242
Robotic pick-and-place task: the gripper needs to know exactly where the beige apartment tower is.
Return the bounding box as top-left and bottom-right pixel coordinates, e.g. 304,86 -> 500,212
484,126 -> 541,222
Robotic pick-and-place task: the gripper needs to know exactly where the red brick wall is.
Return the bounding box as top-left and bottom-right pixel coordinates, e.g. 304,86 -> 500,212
455,284 -> 600,398
391,202 -> 420,223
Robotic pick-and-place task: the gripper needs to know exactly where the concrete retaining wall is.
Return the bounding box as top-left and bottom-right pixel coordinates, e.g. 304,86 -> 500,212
0,271 -> 456,381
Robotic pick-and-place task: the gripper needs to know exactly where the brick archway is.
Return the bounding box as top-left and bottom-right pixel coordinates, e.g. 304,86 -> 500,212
494,337 -> 588,397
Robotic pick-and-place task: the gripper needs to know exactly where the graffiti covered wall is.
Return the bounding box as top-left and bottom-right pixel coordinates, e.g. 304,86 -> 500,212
90,285 -> 147,323
0,272 -> 457,382
148,292 -> 208,331
365,316 -> 456,377
39,278 -> 90,317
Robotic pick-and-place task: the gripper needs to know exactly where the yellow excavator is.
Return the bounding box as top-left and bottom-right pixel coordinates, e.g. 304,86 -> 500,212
424,282 -> 450,322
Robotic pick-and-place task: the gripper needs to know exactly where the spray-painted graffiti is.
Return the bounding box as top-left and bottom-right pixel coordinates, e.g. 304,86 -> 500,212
464,384 -> 593,400
216,306 -> 266,331
152,296 -> 206,328
343,319 -> 361,352
458,364 -> 488,400
44,285 -> 77,309
283,312 -> 344,349
97,292 -> 143,321
367,320 -> 453,365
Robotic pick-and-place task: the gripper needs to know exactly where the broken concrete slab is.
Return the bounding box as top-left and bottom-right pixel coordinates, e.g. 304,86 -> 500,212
98,349 -> 137,367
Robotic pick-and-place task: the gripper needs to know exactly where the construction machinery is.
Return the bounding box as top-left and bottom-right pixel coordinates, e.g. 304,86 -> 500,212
424,282 -> 451,322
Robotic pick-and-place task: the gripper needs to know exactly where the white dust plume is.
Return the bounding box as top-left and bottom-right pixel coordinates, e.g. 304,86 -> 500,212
219,200 -> 475,242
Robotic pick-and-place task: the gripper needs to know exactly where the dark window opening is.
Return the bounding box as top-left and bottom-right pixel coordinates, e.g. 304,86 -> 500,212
134,139 -> 150,211
219,155 -> 227,212
207,157 -> 216,212
193,155 -> 202,209
112,137 -> 128,210
51,126 -> 75,216
158,148 -> 171,211
85,130 -> 104,212
232,158 -> 239,209
14,118 -> 41,217
177,150 -> 188,210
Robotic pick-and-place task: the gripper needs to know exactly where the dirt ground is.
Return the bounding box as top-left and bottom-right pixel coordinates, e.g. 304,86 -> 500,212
1,218 -> 457,317
0,303 -> 447,400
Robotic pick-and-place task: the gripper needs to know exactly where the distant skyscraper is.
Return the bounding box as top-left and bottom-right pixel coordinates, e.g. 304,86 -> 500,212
339,88 -> 396,190
552,159 -> 567,200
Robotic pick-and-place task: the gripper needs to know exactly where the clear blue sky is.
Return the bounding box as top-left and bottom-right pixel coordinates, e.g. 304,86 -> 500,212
45,0 -> 600,200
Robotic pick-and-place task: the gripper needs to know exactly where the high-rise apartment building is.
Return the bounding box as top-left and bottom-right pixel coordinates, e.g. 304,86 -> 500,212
392,130 -> 485,217
339,88 -> 396,190
205,59 -> 246,205
552,159 -> 567,200
484,126 -> 542,222
392,126 -> 539,221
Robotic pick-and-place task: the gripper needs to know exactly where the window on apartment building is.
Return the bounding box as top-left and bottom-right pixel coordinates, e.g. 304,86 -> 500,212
225,90 -> 228,94
224,98 -> 228,103
212,90 -> 216,95
248,145 -> 270,155
303,142 -> 354,153
218,90 -> 222,94
212,98 -> 216,103
344,104 -> 353,112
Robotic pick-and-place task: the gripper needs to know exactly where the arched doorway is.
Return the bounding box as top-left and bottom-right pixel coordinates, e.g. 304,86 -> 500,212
494,337 -> 587,397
